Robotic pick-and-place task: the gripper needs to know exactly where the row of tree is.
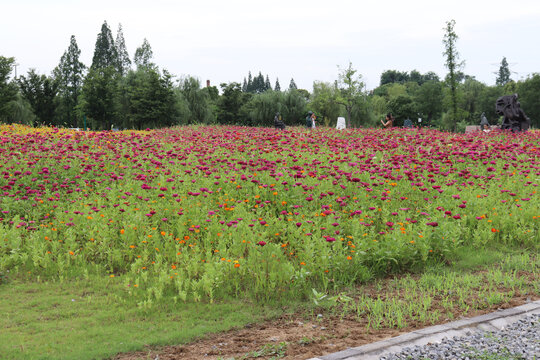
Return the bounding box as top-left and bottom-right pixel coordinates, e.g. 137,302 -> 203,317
0,20 -> 538,131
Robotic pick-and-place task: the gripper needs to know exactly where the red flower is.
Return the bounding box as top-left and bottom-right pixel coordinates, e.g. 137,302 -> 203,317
257,241 -> 266,246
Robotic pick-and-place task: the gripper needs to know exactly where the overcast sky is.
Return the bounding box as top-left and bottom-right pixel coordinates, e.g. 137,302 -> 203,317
2,0 -> 539,91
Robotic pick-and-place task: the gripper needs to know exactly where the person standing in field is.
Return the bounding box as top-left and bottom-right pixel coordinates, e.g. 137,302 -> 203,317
311,113 -> 317,128
381,113 -> 394,128
306,111 -> 314,128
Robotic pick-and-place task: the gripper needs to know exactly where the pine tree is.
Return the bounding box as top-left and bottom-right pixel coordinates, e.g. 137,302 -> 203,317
256,72 -> 265,93
53,35 -> 86,127
91,21 -> 118,70
265,75 -> 272,91
115,23 -> 131,76
242,77 -> 247,92
289,78 -> 297,90
274,78 -> 281,92
134,38 -> 154,69
496,57 -> 511,86
247,71 -> 253,92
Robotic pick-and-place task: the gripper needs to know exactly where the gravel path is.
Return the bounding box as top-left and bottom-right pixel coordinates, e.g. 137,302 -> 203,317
380,314 -> 540,360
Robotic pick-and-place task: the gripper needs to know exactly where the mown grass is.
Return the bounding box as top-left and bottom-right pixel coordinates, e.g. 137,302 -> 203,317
0,274 -> 283,360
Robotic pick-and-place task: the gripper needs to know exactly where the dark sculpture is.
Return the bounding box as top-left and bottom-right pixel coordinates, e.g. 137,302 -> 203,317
274,112 -> 285,130
495,94 -> 531,132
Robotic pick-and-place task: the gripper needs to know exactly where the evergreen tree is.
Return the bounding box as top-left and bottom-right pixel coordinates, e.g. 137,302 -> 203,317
134,38 -> 154,69
496,57 -> 511,86
115,23 -> 131,76
246,71 -> 253,92
17,69 -> 58,126
256,72 -> 265,93
91,21 -> 118,70
242,77 -> 247,92
275,78 -> 281,92
289,78 -> 297,90
53,35 -> 86,127
265,75 -> 272,91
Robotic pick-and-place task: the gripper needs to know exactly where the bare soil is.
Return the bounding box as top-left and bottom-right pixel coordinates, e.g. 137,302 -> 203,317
114,276 -> 538,360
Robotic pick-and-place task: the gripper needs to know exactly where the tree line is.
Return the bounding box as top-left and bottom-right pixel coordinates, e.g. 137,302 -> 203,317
0,20 -> 538,131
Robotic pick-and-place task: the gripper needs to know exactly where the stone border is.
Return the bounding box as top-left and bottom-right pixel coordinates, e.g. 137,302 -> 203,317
309,300 -> 540,360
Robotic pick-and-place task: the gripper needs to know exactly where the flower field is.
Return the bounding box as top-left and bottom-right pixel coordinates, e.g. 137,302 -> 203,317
0,124 -> 538,303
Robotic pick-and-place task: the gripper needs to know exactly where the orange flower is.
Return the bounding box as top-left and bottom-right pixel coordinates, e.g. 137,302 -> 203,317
491,228 -> 499,233
346,256 -> 352,260
120,229 -> 125,234
234,263 -> 240,268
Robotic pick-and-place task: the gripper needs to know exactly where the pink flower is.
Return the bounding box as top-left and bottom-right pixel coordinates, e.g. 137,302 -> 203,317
257,241 -> 266,246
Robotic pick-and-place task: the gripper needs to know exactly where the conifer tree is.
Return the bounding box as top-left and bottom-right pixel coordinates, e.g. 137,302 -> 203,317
53,35 -> 86,127
115,23 -> 131,76
274,78 -> 281,92
265,75 -> 272,91
91,21 -> 118,70
496,57 -> 511,86
246,71 -> 253,92
289,78 -> 297,90
242,77 -> 248,92
134,38 -> 154,69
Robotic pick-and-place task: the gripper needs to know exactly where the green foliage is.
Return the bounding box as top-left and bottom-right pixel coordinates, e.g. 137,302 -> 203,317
53,35 -> 86,128
274,78 -> 281,92
516,73 -> 540,128
336,62 -> 366,127
4,93 -> 36,125
178,76 -> 214,124
217,82 -> 247,125
133,38 -> 154,70
123,68 -> 178,129
288,78 -> 297,90
387,94 -> 416,126
79,66 -> 119,130
91,21 -> 118,70
442,19 -> 464,132
414,80 -> 443,125
380,69 -> 440,86
115,23 -> 132,76
0,56 -> 18,123
17,69 -> 58,126
311,81 -> 342,127
495,57 -> 511,87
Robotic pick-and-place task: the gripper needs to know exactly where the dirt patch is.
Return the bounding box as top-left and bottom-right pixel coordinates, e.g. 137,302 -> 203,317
114,289 -> 538,360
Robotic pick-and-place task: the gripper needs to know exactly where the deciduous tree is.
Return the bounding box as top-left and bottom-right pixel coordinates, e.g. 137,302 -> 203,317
442,19 -> 464,132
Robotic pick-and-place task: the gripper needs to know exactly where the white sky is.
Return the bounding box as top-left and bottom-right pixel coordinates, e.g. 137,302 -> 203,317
2,0 -> 540,91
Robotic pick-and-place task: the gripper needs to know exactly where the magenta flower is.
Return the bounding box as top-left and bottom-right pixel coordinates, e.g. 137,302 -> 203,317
257,241 -> 266,246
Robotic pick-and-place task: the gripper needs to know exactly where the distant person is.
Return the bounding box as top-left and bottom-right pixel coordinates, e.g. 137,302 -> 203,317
274,112 -> 285,130
381,113 -> 394,128
306,111 -> 313,128
403,118 -> 413,128
311,113 -> 317,128
480,112 -> 490,131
